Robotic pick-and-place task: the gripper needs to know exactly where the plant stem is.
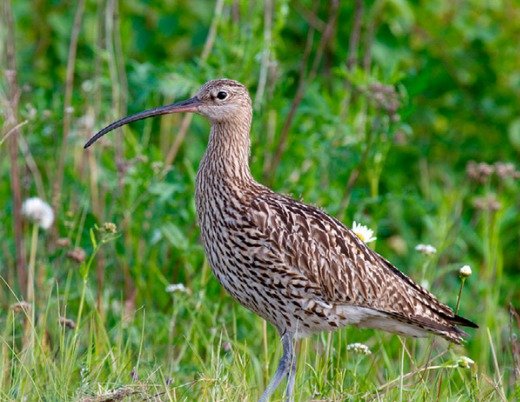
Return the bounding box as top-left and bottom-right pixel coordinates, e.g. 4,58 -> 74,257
27,223 -> 38,305
3,0 -> 27,296
52,0 -> 86,215
163,0 -> 224,168
268,1 -> 339,181
262,319 -> 268,386
399,338 -> 404,402
24,223 -> 38,355
455,277 -> 465,315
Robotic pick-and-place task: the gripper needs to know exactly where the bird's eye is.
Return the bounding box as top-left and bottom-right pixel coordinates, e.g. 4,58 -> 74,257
216,91 -> 228,100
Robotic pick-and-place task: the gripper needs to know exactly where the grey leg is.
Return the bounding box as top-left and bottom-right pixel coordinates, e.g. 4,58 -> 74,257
284,355 -> 297,402
258,332 -> 295,402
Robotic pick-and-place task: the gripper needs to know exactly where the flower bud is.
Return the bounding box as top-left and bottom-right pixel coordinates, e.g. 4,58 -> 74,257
459,265 -> 472,278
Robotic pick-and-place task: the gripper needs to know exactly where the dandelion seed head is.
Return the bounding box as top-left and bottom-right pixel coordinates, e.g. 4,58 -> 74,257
415,244 -> 437,255
21,197 -> 54,230
347,342 -> 372,355
351,221 -> 377,243
459,265 -> 472,278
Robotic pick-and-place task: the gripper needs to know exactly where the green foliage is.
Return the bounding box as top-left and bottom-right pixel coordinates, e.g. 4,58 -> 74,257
1,0 -> 518,400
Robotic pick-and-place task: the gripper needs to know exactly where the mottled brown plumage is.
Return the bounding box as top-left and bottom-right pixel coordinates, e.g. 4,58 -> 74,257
85,79 -> 477,402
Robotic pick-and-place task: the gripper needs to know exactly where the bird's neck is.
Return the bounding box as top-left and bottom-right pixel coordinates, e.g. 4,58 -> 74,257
200,114 -> 253,183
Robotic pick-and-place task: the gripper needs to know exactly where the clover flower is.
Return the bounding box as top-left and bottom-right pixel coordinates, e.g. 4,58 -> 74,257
347,342 -> 372,355
351,221 -> 377,243
466,161 -> 494,183
21,197 -> 54,230
166,283 -> 190,294
67,247 -> 87,263
415,244 -> 437,255
473,194 -> 501,211
494,162 -> 517,180
99,222 -> 117,234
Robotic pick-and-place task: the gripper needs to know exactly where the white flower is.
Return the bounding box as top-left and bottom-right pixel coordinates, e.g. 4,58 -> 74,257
457,356 -> 474,369
459,265 -> 472,278
77,113 -> 95,130
347,342 -> 372,355
81,80 -> 94,93
415,244 -> 437,255
351,221 -> 377,243
165,283 -> 190,294
21,197 -> 54,230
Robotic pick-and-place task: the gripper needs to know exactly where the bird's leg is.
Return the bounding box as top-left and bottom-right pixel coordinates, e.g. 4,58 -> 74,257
284,350 -> 297,402
258,332 -> 295,402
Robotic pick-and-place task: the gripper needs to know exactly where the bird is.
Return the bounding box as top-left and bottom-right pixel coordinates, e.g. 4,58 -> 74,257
84,79 -> 477,401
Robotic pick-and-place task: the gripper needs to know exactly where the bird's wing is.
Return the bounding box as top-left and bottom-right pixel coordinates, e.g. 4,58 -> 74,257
246,189 -> 476,338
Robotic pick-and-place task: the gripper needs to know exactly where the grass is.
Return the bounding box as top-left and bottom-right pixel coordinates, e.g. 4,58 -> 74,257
0,272 -> 506,400
1,0 -> 519,400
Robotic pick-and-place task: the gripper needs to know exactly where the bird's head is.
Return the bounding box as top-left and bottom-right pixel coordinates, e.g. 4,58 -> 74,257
195,79 -> 252,122
84,78 -> 251,148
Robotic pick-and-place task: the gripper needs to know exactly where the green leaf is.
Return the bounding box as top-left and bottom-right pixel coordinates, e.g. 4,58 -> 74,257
508,118 -> 520,151
89,228 -> 97,249
159,222 -> 189,250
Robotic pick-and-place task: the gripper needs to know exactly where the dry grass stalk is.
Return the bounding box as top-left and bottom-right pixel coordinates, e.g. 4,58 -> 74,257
52,0 -> 86,216
2,0 -> 27,296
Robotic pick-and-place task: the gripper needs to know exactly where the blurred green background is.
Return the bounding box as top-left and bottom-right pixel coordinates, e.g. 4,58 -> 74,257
1,0 -> 519,400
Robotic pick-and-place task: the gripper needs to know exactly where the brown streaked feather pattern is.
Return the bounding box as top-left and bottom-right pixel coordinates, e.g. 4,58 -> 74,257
249,189 -> 472,342
85,79 -> 477,402
193,80 -> 476,347
87,78 -> 477,401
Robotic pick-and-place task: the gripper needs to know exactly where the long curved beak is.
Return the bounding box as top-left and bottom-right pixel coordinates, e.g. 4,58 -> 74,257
84,96 -> 200,149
